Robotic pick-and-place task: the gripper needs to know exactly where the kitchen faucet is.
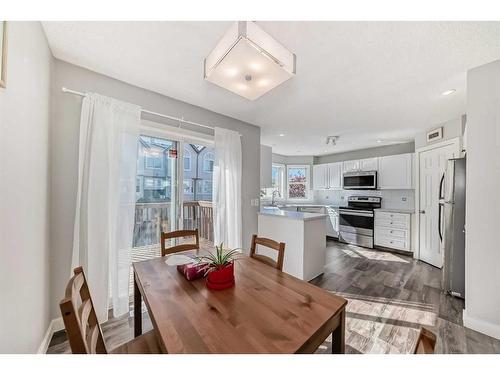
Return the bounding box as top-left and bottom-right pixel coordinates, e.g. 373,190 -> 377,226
271,189 -> 281,206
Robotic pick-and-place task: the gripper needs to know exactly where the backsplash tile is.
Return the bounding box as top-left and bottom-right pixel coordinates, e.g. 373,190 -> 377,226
314,189 -> 414,210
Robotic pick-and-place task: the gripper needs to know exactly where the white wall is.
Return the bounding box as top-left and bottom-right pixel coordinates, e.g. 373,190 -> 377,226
464,59 -> 500,339
414,115 -> 466,150
0,22 -> 53,353
314,142 -> 415,164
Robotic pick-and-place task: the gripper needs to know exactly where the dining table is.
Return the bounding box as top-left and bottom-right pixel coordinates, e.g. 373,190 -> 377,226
133,246 -> 347,354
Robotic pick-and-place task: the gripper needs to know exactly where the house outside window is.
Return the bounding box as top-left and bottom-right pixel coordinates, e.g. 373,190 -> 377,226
184,149 -> 191,171
183,179 -> 193,194
203,152 -> 214,172
287,165 -> 310,200
145,149 -> 163,169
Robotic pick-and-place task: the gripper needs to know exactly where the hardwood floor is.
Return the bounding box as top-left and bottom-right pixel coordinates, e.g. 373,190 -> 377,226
47,240 -> 500,354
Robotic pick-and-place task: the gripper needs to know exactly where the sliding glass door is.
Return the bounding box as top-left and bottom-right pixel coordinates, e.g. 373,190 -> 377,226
133,135 -> 179,254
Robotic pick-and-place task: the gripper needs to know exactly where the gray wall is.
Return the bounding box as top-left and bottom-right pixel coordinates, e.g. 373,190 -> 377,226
0,22 -> 53,353
464,59 -> 500,339
49,60 -> 261,320
314,142 -> 415,165
414,115 -> 466,149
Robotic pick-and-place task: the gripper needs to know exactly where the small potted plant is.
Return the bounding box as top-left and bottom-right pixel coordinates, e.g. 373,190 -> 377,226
200,243 -> 240,290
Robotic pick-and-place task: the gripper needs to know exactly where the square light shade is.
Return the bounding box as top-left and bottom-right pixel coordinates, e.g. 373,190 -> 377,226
204,22 -> 296,100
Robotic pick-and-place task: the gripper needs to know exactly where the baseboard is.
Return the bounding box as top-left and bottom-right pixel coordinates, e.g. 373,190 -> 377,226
37,317 -> 64,354
463,309 -> 500,340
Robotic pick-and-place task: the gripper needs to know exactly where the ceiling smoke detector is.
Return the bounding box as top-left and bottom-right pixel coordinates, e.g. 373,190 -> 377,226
326,136 -> 339,146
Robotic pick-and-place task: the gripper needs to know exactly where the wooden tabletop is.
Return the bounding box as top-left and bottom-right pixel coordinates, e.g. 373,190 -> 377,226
133,252 -> 347,354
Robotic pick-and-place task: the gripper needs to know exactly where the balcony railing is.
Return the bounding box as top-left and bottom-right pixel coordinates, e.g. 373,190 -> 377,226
133,201 -> 213,247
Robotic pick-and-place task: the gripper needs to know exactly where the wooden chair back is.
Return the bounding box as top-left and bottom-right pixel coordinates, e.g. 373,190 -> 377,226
412,327 -> 437,354
59,267 -> 107,354
250,234 -> 286,271
161,229 -> 200,256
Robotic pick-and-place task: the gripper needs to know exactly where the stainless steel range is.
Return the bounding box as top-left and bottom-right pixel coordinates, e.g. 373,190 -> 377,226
339,196 -> 382,249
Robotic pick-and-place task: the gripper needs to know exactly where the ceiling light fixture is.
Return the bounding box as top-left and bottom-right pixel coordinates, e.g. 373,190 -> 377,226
376,139 -> 383,143
279,133 -> 285,137
441,89 -> 456,96
325,135 -> 339,146
204,21 -> 296,100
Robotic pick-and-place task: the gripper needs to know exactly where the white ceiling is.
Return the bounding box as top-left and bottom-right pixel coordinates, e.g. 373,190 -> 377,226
42,21 -> 500,156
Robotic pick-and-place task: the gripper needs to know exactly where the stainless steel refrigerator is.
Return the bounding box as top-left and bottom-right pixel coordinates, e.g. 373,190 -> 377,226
439,157 -> 466,299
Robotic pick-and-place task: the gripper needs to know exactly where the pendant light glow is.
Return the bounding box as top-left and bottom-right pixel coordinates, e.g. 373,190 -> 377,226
204,21 -> 296,100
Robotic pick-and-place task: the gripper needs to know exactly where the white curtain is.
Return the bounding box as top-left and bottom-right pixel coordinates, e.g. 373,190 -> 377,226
213,127 -> 242,249
72,93 -> 141,322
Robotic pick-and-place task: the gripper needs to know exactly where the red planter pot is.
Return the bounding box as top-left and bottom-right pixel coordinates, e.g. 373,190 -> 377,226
206,262 -> 235,290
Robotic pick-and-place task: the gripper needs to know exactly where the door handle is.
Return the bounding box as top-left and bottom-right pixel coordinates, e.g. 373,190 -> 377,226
419,210 -> 425,214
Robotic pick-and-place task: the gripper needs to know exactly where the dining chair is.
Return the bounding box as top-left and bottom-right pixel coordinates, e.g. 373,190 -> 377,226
412,327 -> 437,354
161,228 -> 200,256
59,266 -> 161,354
250,234 -> 286,271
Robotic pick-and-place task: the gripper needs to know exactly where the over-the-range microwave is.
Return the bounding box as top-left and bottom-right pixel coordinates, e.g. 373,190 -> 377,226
343,171 -> 377,190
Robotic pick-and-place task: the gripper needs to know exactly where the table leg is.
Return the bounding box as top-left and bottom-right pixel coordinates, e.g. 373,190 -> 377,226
134,273 -> 142,338
331,309 -> 345,354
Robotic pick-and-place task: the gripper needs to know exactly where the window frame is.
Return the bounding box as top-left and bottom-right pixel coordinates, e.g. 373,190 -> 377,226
183,148 -> 191,172
144,149 -> 163,170
261,163 -> 285,200
286,164 -> 311,201
203,151 -> 215,172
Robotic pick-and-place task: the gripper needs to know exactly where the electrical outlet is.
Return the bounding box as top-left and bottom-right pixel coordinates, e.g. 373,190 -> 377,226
251,198 -> 260,207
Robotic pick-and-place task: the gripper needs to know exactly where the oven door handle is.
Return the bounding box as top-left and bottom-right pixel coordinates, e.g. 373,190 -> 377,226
339,210 -> 373,217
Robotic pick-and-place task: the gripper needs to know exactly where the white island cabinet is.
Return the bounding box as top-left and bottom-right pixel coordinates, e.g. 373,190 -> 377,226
258,209 -> 327,281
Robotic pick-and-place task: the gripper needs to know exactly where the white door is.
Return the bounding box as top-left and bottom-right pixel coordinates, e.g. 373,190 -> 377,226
359,157 -> 379,171
418,143 -> 458,267
327,162 -> 342,189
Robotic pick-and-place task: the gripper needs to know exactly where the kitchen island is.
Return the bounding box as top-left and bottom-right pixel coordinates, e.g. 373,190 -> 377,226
257,208 -> 327,281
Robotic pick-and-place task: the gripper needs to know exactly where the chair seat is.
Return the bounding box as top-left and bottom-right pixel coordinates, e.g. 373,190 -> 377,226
110,330 -> 162,354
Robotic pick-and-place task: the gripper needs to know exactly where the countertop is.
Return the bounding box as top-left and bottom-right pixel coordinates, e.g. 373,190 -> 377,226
374,208 -> 415,214
259,207 -> 327,221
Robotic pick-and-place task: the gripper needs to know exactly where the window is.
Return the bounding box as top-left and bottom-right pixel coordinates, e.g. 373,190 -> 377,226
287,165 -> 310,200
260,164 -> 285,199
145,149 -> 163,169
198,180 -> 212,194
203,152 -> 214,172
183,179 -> 193,194
183,149 -> 191,171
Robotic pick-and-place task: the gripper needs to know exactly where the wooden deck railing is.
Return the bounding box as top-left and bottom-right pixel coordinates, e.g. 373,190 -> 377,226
183,201 -> 214,242
133,201 -> 213,247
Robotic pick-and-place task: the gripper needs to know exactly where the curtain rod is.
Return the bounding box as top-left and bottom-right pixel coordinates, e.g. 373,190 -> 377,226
61,86 -> 217,132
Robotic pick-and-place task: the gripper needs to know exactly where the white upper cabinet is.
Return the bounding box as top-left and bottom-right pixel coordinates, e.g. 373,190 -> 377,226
342,160 -> 360,173
327,162 -> 342,189
343,158 -> 378,172
359,157 -> 378,171
313,164 -> 328,189
377,153 -> 414,189
313,162 -> 342,190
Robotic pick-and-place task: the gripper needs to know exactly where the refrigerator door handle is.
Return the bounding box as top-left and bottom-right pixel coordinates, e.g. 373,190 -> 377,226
439,173 -> 445,200
438,203 -> 444,242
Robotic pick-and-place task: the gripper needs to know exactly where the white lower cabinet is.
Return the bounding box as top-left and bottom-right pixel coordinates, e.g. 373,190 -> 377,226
325,206 -> 339,238
374,211 -> 411,252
